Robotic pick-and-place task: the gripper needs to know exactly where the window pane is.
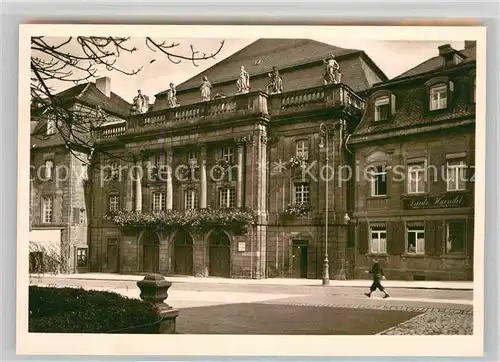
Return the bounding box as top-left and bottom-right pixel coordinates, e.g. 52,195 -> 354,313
447,221 -> 466,253
407,232 -> 416,252
380,238 -> 387,253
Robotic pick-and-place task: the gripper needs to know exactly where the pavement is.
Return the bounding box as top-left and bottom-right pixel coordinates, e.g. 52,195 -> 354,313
32,272 -> 474,290
29,273 -> 474,335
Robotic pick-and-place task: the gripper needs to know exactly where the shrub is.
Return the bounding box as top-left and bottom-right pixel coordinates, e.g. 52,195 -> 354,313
29,286 -> 160,333
29,242 -> 62,275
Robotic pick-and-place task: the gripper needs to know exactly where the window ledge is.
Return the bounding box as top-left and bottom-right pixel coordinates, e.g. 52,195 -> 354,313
444,190 -> 468,194
441,253 -> 468,259
367,253 -> 389,257
367,196 -> 390,200
425,108 -> 449,116
402,253 -> 426,258
401,193 -> 429,197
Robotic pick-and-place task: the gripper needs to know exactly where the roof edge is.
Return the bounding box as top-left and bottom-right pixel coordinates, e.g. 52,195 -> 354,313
359,51 -> 389,83
367,61 -> 476,93
156,48 -> 362,97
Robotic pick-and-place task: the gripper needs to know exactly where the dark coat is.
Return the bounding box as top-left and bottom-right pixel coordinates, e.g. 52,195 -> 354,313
369,262 -> 384,280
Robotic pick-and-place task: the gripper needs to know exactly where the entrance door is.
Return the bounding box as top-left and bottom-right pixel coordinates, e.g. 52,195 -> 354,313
142,231 -> 160,273
173,230 -> 194,275
292,241 -> 308,278
106,237 -> 119,273
209,229 -> 231,277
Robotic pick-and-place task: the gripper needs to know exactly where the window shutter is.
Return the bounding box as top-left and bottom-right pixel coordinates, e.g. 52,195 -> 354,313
390,94 -> 396,115
72,207 -> 79,224
467,218 -> 474,257
434,220 -> 444,255
424,220 -> 436,255
388,221 -> 405,255
358,221 -> 368,254
448,80 -> 455,110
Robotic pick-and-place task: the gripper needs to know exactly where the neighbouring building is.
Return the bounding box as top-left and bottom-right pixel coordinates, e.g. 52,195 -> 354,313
348,41 -> 476,281
29,38 -> 476,281
29,77 -> 130,273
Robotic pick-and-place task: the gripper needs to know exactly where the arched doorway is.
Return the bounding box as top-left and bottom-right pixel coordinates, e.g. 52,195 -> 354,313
209,229 -> 231,277
173,230 -> 194,275
142,230 -> 160,273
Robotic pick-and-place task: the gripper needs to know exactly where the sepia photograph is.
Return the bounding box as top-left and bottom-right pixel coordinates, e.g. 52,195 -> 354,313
17,24 -> 486,357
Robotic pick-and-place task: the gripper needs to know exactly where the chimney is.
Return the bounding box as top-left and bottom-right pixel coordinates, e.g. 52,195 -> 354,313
438,44 -> 453,56
464,40 -> 477,49
96,77 -> 111,97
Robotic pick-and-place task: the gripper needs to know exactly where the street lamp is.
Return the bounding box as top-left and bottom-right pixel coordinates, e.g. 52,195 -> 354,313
319,123 -> 330,286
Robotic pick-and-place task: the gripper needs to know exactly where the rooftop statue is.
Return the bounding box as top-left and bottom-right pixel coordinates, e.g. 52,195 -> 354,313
200,76 -> 212,101
167,82 -> 179,108
236,65 -> 250,94
267,66 -> 283,94
323,54 -> 342,85
131,89 -> 150,114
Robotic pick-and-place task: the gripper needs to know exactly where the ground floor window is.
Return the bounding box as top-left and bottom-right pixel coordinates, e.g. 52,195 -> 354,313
370,226 -> 387,254
446,220 -> 466,253
76,248 -> 88,267
406,223 -> 425,254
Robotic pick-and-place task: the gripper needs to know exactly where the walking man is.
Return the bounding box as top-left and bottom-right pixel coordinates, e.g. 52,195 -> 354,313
365,259 -> 390,298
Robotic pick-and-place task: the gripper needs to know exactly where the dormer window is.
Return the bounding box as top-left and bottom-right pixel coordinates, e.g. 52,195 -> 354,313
374,96 -> 390,122
429,83 -> 448,111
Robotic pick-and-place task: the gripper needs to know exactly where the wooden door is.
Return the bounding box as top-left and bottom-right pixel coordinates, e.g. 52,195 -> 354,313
292,241 -> 308,278
209,230 -> 231,277
174,230 -> 194,275
107,245 -> 119,273
106,237 -> 119,273
142,231 -> 160,273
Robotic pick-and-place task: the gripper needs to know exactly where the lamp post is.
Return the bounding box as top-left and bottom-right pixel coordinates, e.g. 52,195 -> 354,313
319,123 -> 330,286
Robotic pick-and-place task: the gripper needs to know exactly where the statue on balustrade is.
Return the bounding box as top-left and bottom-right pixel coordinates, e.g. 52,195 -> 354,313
323,54 -> 342,85
131,89 -> 150,115
200,76 -> 212,101
236,65 -> 250,94
266,66 -> 283,94
167,82 -> 179,108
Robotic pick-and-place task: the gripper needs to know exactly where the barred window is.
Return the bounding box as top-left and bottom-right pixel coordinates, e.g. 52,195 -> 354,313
185,190 -> 199,209
219,188 -> 236,208
152,192 -> 167,211
294,184 -> 310,204
42,196 -> 53,223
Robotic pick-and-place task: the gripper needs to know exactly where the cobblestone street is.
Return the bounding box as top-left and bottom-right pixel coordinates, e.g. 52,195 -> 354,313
378,309 -> 473,335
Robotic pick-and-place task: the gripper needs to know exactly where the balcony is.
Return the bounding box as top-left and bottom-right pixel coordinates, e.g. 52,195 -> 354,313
94,83 -> 365,142
126,91 -> 269,136
269,83 -> 365,118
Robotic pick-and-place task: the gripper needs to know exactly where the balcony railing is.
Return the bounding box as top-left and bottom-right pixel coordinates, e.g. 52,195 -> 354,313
94,122 -> 126,139
126,92 -> 265,134
95,83 -> 364,141
268,83 -> 365,116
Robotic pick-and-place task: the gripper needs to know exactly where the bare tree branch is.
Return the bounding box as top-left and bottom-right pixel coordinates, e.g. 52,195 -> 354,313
31,36 -> 225,167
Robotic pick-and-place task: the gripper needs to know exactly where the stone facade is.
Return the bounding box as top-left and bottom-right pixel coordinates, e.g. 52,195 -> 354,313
30,77 -> 130,273
349,42 -> 476,281
29,146 -> 90,273
30,40 -> 477,281
90,85 -> 365,279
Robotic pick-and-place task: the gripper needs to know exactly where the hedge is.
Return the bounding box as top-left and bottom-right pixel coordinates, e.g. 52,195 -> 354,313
29,286 -> 160,333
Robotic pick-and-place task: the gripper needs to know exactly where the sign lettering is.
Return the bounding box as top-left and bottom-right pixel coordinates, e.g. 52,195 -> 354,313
402,195 -> 469,210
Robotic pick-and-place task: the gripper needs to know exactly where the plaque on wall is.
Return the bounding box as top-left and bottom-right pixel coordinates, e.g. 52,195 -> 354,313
402,194 -> 469,210
238,241 -> 246,252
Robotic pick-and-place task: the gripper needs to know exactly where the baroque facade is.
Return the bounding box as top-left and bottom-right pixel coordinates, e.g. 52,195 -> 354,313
29,38 -> 476,281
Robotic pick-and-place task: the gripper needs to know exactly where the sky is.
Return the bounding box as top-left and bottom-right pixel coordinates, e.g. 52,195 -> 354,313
38,37 -> 466,104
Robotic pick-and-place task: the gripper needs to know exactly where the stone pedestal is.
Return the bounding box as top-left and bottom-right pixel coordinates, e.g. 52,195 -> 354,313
137,274 -> 179,334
